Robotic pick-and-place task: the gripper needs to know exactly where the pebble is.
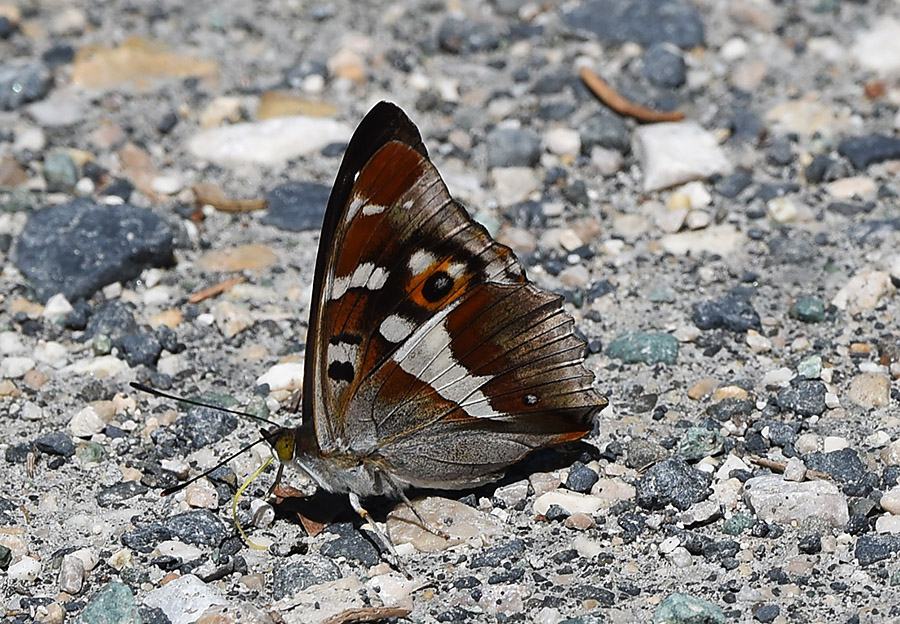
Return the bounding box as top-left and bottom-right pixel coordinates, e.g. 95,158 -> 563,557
714,170 -> 752,198
490,167 -> 541,206
187,116 -> 351,166
173,406 -> 238,449
1,356 -> 35,378
746,330 -> 772,353
783,457 -> 807,482
436,16 -> 501,55
692,292 -> 761,332
677,427 -> 723,461
8,556 -> 41,582
635,459 -> 712,511
34,431 -> 75,457
633,122 -> 732,192
213,301 -> 254,339
486,127 -> 541,168
543,127 -> 581,158
534,489 -> 604,516
766,197 -> 803,223
261,181 -> 330,232
0,61 -> 52,110
832,270 -> 894,311
838,134 -> 900,170
58,553 -> 85,594
847,373 -> 890,408
13,200 -> 174,303
606,331 -> 679,365
855,535 -> 900,566
753,604 -> 780,623
743,475 -> 849,527
257,362 -> 305,393
563,0 -> 705,49
826,176 -> 877,200
566,462 -> 600,493
776,379 -> 826,416
144,574 -> 227,624
386,496 -> 504,552
881,440 -> 900,466
852,18 -> 900,73
121,509 -> 226,552
652,592 -> 725,624
881,487 -> 900,515
685,210 -> 711,230
154,540 -> 204,562
320,522 -> 379,566
626,438 -> 669,470
197,243 -> 277,272
199,96 -> 243,127
875,515 -> 900,534
642,43 -> 686,88
659,225 -> 743,255
579,109 -> 631,155
184,480 -> 219,509
788,297 -> 825,323
69,406 -> 106,438
493,480 -> 529,509
43,150 -> 79,191
764,99 -> 848,138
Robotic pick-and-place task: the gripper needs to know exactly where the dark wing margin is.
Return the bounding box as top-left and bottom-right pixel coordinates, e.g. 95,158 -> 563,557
302,102 -> 427,440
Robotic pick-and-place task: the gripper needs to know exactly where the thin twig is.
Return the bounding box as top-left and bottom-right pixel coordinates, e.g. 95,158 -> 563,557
746,455 -> 830,480
187,276 -> 245,304
322,606 -> 413,624
193,182 -> 267,213
579,66 -> 685,123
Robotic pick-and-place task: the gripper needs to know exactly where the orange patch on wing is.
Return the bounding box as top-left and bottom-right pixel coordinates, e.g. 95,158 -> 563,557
408,258 -> 472,310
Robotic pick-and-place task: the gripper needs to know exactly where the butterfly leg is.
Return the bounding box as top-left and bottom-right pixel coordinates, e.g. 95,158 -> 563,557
348,491 -> 410,577
395,489 -> 450,540
264,462 -> 285,498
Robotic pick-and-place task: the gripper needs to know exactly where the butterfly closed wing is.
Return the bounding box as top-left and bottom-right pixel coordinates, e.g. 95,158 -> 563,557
280,101 -> 608,500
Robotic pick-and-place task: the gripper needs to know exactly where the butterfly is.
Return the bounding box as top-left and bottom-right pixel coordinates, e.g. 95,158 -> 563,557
267,101 -> 607,511
148,101 -> 607,553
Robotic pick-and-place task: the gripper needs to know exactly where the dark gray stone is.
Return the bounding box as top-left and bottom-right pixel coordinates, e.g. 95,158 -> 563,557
565,461 -> 599,493
626,438 -> 668,470
805,448 -> 877,497
173,406 -> 238,450
469,539 -> 526,568
437,17 -> 502,54
767,235 -> 818,266
82,300 -> 138,341
855,535 -> 900,566
692,292 -> 761,332
765,137 -> 794,166
753,604 -> 779,623
838,134 -> 900,170
486,127 -> 541,168
714,170 -> 753,198
97,481 -> 149,508
642,43 -> 686,88
34,431 -> 75,457
776,379 -> 826,417
272,556 -> 341,600
262,181 -> 331,232
320,522 -> 381,566
635,458 -> 711,511
579,109 -> 631,155
563,0 -> 705,49
0,60 -> 52,110
14,200 -> 174,303
117,332 -> 163,367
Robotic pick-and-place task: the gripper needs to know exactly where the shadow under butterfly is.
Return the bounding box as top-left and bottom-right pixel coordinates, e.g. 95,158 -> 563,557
137,101 -> 608,566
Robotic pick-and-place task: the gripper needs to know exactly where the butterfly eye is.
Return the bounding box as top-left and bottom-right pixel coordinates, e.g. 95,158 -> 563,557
273,432 -> 296,462
421,270 -> 454,302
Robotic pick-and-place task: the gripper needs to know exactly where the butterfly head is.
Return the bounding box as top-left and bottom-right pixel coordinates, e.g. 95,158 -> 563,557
262,426 -> 298,464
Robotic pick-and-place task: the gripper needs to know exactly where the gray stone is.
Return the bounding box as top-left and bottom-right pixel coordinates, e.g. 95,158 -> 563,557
0,60 -> 52,110
743,475 -> 848,528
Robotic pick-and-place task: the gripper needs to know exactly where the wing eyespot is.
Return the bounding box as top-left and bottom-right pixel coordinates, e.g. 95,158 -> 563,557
422,271 -> 454,303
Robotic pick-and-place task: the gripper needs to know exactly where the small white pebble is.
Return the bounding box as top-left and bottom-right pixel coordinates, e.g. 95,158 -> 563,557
823,436 -> 849,453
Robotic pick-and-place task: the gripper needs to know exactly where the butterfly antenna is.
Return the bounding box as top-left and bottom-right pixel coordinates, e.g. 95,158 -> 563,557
130,381 -> 281,428
159,435 -> 273,496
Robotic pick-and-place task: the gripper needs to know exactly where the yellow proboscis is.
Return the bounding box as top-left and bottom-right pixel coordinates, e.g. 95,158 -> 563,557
233,456 -> 274,551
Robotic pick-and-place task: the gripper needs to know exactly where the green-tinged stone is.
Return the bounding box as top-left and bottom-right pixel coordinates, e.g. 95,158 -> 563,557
189,392 -> 239,410
653,592 -> 725,624
75,582 -> 140,624
43,149 -> 79,190
243,395 -> 270,420
721,513 -> 755,536
891,569 -> 900,587
561,617 -> 605,624
0,544 -> 11,570
606,331 -> 678,365
1,190 -> 33,213
789,297 -> 825,323
797,354 -> 823,379
649,286 -> 676,303
677,427 -> 724,461
118,566 -> 149,587
92,333 -> 112,355
77,441 -> 106,464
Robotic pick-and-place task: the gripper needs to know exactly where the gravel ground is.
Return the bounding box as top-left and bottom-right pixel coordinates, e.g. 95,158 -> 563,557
1,1 -> 900,623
